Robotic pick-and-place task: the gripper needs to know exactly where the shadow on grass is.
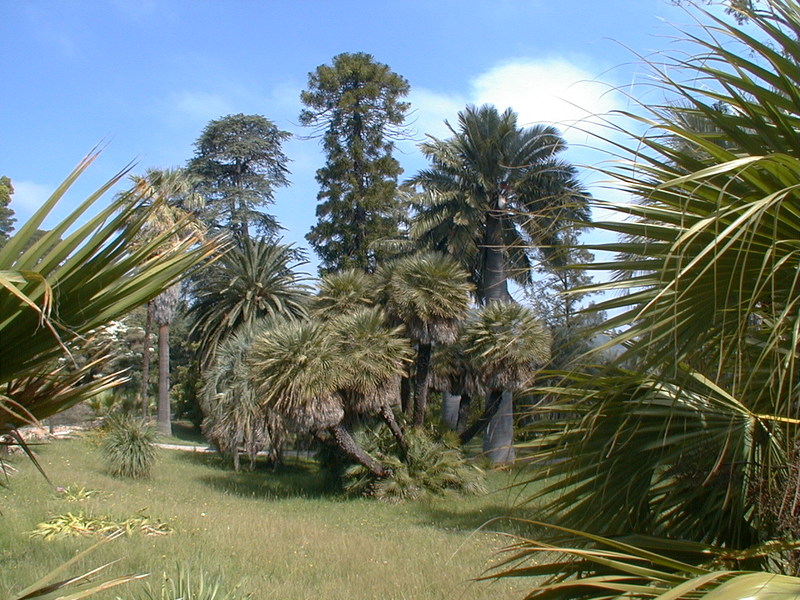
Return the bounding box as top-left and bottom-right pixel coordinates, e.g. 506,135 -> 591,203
417,503 -> 544,537
173,451 -> 338,500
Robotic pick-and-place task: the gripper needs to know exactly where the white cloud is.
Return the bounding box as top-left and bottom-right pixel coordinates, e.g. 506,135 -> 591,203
10,181 -> 53,222
471,58 -> 620,146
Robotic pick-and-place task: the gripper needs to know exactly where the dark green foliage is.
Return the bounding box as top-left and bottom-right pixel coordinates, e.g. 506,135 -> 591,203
342,428 -> 486,502
188,114 -> 291,239
300,52 -> 410,273
0,176 -> 15,242
102,415 -> 157,479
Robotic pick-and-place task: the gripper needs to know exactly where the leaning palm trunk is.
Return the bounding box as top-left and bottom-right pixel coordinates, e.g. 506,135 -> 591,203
379,403 -> 409,459
326,423 -> 389,478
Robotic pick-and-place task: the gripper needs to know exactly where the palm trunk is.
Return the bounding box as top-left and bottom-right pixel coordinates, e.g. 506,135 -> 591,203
459,388 -> 503,445
327,423 -> 389,478
157,323 -> 172,437
140,302 -> 153,419
441,390 -> 460,430
456,393 -> 472,433
483,390 -> 515,464
400,376 -> 412,418
379,403 -> 408,460
412,343 -> 432,427
481,208 -> 512,304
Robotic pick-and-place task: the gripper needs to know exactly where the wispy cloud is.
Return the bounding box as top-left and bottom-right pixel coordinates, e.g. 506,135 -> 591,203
10,180 -> 53,223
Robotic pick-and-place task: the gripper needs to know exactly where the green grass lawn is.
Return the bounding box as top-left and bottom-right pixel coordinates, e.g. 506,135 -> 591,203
1,435 -> 541,600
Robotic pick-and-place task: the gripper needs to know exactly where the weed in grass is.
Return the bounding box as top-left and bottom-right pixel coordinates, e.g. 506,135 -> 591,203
55,485 -> 102,501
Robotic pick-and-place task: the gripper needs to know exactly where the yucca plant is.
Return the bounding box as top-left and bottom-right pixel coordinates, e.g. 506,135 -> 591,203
103,414 -> 157,479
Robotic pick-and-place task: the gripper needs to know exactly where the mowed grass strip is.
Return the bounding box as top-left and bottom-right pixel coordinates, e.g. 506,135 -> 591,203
1,436 -> 537,600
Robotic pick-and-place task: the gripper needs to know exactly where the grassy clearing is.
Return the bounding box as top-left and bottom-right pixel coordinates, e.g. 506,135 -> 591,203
1,435 -> 541,600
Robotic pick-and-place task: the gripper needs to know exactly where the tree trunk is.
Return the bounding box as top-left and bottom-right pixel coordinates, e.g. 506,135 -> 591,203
157,323 -> 172,437
483,390 -> 516,464
481,208 -> 512,304
459,388 -> 503,445
412,343 -> 432,427
140,301 -> 153,419
328,423 -> 389,478
400,376 -> 412,418
379,403 -> 408,460
441,390 -> 460,430
456,393 -> 472,434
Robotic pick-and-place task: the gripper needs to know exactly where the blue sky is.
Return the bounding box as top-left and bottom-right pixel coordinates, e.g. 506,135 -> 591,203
1,0 -> 718,272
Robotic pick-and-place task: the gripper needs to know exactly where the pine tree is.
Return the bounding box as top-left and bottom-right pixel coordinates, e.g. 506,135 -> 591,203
300,52 -> 410,273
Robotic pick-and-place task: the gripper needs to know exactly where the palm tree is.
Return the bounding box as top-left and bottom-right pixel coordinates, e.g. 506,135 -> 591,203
487,2 -> 800,596
408,104 -> 589,303
408,105 -> 586,459
201,320 -> 281,470
249,308 -> 411,477
457,302 -> 550,462
310,268 -> 375,320
380,252 -> 473,427
187,238 -> 310,368
127,168 -> 205,434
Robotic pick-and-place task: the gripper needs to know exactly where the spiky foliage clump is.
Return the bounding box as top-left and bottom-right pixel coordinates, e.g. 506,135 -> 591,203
136,567 -> 248,600
486,2 -> 800,598
188,239 -> 310,366
310,268 -> 375,319
102,415 -> 157,479
342,428 -> 486,502
460,302 -> 551,391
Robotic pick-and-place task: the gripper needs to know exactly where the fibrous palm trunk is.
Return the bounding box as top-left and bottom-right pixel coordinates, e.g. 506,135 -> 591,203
379,403 -> 408,460
479,207 -> 516,464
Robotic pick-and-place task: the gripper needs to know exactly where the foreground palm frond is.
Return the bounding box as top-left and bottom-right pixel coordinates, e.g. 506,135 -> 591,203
0,151 -> 221,429
486,522 -> 800,600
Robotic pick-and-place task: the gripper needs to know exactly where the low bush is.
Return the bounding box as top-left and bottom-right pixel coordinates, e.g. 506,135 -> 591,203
102,415 -> 157,478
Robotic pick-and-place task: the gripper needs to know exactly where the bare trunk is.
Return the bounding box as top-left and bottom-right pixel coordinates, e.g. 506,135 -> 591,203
481,208 -> 512,304
140,302 -> 153,419
441,390 -> 460,430
379,403 -> 408,460
456,393 -> 472,433
328,423 -> 389,478
157,323 -> 172,437
412,343 -> 432,427
400,376 -> 412,418
459,388 -> 503,445
483,390 -> 516,464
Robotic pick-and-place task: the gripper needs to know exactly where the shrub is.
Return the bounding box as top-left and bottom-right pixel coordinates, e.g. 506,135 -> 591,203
102,415 -> 157,478
342,427 -> 486,502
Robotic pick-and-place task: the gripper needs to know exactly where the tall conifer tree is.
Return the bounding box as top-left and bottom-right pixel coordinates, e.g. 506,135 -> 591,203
300,52 -> 410,273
